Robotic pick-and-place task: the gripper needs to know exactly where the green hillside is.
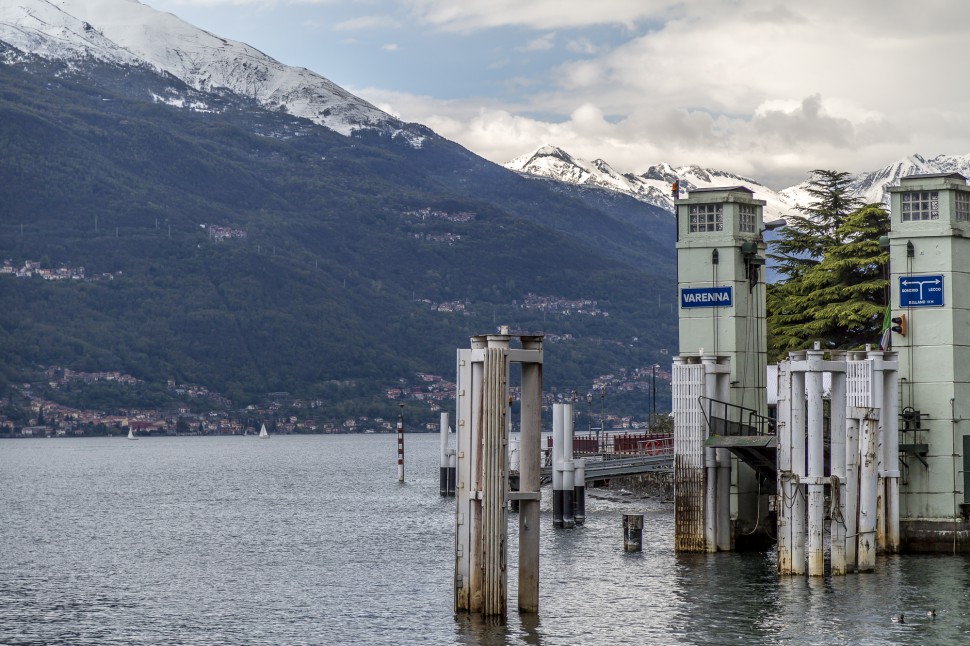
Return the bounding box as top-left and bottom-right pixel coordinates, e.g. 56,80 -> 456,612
0,53 -> 677,422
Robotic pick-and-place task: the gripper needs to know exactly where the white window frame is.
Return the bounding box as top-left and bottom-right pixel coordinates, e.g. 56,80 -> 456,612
901,191 -> 939,221
689,204 -> 723,232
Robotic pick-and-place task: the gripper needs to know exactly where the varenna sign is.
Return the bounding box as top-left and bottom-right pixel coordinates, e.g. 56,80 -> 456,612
681,286 -> 733,309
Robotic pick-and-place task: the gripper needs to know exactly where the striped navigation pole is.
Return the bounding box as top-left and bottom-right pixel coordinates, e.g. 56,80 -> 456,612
397,404 -> 405,483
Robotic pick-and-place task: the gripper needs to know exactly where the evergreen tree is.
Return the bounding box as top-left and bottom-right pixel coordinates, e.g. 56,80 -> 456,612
769,170 -> 863,279
768,178 -> 889,361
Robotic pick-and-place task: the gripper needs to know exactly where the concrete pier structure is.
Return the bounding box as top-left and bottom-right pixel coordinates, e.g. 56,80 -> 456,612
454,330 -> 543,617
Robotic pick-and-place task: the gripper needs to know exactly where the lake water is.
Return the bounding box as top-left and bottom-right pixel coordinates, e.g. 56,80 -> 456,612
2,434 -> 970,645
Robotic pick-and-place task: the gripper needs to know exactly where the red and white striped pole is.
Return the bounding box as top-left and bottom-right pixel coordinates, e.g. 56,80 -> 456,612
397,405 -> 405,482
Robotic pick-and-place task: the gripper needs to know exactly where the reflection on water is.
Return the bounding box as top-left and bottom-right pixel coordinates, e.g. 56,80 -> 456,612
1,434 -> 969,645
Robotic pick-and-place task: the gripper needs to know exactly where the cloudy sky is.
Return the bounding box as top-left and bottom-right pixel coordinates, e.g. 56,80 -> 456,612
146,0 -> 970,189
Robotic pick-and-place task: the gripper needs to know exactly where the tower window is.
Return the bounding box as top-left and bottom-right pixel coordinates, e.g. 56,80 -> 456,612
901,191 -> 939,221
956,192 -> 970,221
689,204 -> 723,232
739,204 -> 757,233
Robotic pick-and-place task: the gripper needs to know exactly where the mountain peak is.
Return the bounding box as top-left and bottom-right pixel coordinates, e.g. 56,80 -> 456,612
508,147 -> 794,220
0,0 -> 419,141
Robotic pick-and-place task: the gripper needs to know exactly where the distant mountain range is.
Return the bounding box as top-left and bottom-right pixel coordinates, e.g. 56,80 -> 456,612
506,146 -> 970,221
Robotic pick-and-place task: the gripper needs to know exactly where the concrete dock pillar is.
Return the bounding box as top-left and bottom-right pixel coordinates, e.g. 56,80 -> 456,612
574,458 -> 586,525
806,346 -> 826,576
858,411 -> 879,572
623,514 -> 644,552
776,363 -> 793,575
829,363 -> 848,575
552,404 -> 565,528
789,353 -> 807,575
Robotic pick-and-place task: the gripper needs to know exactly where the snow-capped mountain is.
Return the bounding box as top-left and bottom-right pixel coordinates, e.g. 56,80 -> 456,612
781,153 -> 970,208
509,146 -> 970,223
506,145 -> 794,222
0,0 -> 422,143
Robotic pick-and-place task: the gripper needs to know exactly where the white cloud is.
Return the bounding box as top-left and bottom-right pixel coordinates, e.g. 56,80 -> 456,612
521,32 -> 555,52
333,15 -> 401,31
381,43 -> 399,51
153,0 -> 970,188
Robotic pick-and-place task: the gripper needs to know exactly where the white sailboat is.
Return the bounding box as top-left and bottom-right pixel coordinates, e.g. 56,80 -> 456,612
258,423 -> 269,439
127,428 -> 138,440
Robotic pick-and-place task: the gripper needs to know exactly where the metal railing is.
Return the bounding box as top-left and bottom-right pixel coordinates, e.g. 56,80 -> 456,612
699,396 -> 775,437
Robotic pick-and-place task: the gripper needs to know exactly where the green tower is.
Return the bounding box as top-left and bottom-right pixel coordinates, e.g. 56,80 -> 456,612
676,186 -> 769,417
887,172 -> 970,548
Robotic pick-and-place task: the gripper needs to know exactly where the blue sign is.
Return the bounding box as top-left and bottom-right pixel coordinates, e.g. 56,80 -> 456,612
899,274 -> 944,307
681,286 -> 733,309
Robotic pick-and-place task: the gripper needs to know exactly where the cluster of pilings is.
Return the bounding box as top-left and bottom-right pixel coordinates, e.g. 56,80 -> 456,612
454,331 -> 543,617
551,403 -> 586,528
776,345 -> 899,576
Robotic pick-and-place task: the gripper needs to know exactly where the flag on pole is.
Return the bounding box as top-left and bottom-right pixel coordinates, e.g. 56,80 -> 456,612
878,304 -> 892,351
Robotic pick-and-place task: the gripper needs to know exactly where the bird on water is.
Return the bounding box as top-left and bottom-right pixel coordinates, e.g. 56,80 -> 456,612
891,614 -> 904,624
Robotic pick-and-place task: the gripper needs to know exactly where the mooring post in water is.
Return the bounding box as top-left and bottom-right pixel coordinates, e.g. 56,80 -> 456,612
552,403 -> 564,528
845,413 -> 860,570
867,347 -> 887,553
776,363 -> 793,575
455,330 -> 543,617
806,345 -> 826,576
701,355 -> 719,553
829,355 -> 848,576
881,351 -> 899,553
517,335 -> 543,614
562,404 -> 575,528
623,514 -> 643,552
397,407 -> 405,483
789,351 -> 807,575
574,458 -> 586,525
858,409 -> 879,572
440,412 -> 455,496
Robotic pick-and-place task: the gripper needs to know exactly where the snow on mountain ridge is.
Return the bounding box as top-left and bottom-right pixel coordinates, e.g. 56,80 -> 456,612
0,0 -> 417,141
506,145 -> 794,221
509,145 -> 970,223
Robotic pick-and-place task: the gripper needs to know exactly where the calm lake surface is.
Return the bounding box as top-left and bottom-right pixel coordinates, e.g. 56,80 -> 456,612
2,434 -> 970,645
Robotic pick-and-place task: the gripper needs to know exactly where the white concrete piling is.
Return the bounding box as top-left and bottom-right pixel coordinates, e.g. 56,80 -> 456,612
517,337 -> 543,614
806,346 -> 825,576
702,355 -> 719,553
574,458 -> 586,525
776,363 -> 793,575
881,352 -> 900,553
552,404 -> 565,528
562,460 -> 575,528
789,355 -> 807,575
563,404 -> 575,528
858,411 -> 879,572
829,363 -> 848,575
845,416 -> 860,570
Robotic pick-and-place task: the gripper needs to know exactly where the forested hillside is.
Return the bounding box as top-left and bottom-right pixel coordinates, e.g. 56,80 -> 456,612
0,52 -> 677,419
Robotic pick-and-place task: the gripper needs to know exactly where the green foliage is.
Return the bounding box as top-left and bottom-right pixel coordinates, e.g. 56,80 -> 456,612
768,202 -> 889,361
769,170 -> 863,280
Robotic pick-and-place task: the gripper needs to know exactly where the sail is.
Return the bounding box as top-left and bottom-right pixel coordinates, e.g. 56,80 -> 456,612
259,423 -> 269,439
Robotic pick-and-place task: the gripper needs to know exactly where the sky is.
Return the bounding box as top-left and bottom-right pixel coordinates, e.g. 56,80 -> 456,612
145,0 -> 970,189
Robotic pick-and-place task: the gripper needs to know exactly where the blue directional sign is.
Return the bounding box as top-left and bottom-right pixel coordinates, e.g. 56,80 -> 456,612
899,274 -> 944,307
681,286 -> 733,309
